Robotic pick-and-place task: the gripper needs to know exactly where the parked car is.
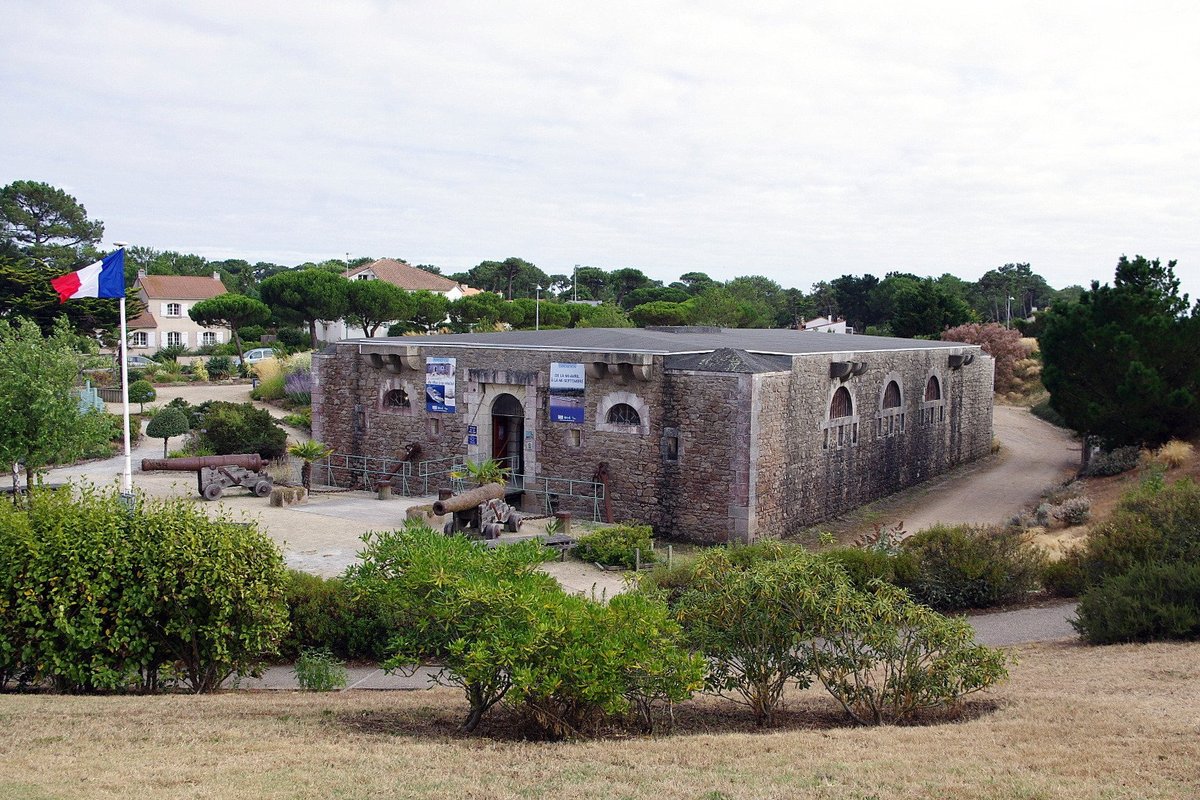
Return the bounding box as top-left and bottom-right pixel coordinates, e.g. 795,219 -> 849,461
126,354 -> 155,369
233,347 -> 277,367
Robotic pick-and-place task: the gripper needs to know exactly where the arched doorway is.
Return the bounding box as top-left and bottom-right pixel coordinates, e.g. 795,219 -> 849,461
491,393 -> 524,478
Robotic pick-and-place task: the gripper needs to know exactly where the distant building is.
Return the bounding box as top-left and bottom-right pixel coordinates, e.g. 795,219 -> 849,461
318,258 -> 481,341
799,316 -> 852,334
312,326 -> 994,543
127,271 -> 227,355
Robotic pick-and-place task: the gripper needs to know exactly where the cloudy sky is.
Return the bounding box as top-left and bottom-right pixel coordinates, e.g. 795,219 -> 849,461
4,1 -> 1198,299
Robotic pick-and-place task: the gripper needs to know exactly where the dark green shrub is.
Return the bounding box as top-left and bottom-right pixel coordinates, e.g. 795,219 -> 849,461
899,524 -> 1046,611
196,401 -> 287,460
0,487 -> 288,693
275,327 -> 308,351
152,344 -> 188,363
1041,552 -> 1088,597
1031,397 -> 1067,428
1077,477 -> 1200,586
574,523 -> 656,569
237,325 -> 266,345
145,407 -> 190,458
818,547 -> 914,590
127,379 -> 156,412
279,570 -> 394,660
1073,561 -> 1200,644
1082,446 -> 1141,477
206,355 -> 233,379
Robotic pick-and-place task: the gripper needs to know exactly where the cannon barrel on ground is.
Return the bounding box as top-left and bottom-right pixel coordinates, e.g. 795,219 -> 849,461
141,454 -> 265,472
432,482 -> 506,515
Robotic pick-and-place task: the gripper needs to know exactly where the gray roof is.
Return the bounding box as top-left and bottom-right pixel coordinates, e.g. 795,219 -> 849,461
665,348 -> 795,373
351,326 -> 965,357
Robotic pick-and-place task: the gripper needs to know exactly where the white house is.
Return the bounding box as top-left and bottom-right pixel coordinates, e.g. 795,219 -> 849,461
319,258 -> 481,340
799,315 -> 853,334
127,271 -> 228,354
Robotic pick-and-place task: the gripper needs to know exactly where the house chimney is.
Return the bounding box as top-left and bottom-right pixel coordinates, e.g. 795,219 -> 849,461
212,271 -> 220,281
137,268 -> 147,279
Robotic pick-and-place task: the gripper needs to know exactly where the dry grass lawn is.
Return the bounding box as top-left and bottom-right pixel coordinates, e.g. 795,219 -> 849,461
2,641 -> 1198,800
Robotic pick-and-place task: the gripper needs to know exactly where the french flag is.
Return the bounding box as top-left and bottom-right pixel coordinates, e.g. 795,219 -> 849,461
50,250 -> 126,303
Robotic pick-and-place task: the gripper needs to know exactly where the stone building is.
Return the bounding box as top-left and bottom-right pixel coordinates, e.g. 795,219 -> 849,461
312,327 -> 994,543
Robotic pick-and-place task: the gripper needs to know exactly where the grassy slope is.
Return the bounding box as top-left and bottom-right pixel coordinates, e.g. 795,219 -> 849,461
2,641 -> 1198,800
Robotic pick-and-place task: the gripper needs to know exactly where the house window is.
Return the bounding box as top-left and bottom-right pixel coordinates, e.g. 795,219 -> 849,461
876,379 -> 905,438
569,429 -> 581,447
165,302 -> 182,317
824,386 -> 857,450
606,403 -> 641,426
131,331 -> 148,348
165,331 -> 183,348
384,388 -> 410,408
201,331 -> 217,347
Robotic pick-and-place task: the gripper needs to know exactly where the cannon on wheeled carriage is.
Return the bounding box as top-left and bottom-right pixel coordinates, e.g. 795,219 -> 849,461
433,482 -> 524,539
141,454 -> 273,501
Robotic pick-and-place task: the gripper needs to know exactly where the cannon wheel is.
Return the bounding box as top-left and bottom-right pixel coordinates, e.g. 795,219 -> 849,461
202,483 -> 223,501
253,480 -> 273,498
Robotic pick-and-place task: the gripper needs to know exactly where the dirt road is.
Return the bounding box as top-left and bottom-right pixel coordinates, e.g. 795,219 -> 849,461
880,404 -> 1080,535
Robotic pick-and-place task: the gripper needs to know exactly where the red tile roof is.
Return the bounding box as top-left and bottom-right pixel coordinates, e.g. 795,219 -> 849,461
345,259 -> 462,293
138,274 -> 227,300
127,310 -> 157,329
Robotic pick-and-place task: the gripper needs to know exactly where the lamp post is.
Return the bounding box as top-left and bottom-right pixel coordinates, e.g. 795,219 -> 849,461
535,285 -> 543,331
1006,296 -> 1015,328
573,264 -> 578,302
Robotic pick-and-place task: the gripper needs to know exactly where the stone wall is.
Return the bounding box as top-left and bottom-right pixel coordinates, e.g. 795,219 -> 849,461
312,339 -> 994,543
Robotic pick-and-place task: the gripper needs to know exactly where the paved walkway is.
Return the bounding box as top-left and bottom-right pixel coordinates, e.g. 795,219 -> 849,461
243,599 -> 1081,691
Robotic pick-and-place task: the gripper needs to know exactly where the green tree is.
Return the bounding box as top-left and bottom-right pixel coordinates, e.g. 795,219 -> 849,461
145,406 -> 190,457
0,317 -> 90,496
447,293 -> 518,332
288,439 -> 334,491
1041,256 -> 1199,449
674,271 -> 717,296
573,266 -> 610,301
629,301 -> 692,327
0,180 -> 104,270
259,269 -> 350,349
511,298 -> 570,329
128,380 -> 156,413
188,293 -> 272,360
573,303 -> 634,328
344,280 -> 412,337
831,274 -> 881,332
609,267 -> 658,308
889,277 -> 974,338
0,254 -> 126,337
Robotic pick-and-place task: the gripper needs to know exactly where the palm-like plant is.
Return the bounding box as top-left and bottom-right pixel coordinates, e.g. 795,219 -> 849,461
288,439 -> 333,491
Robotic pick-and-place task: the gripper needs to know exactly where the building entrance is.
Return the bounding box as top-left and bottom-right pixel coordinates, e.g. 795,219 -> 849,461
490,393 -> 524,478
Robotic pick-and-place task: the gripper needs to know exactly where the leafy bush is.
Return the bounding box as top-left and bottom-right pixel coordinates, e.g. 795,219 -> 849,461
145,407 -> 190,458
1053,497 -> 1092,526
1082,446 -> 1141,477
348,523 -> 703,738
810,581 -> 1010,725
282,408 -> 312,431
0,487 -> 288,693
1041,552 -> 1088,598
127,379 -> 156,412
940,323 -> 1028,393
292,647 -> 348,691
275,327 -> 308,351
1073,561 -> 1200,644
1031,396 -> 1067,428
1073,477 -> 1200,587
153,344 -> 188,363
279,570 -> 395,660
573,523 -> 656,569
899,524 -> 1046,611
195,401 -> 287,460
673,547 -> 853,726
818,547 -> 915,590
206,355 -> 233,380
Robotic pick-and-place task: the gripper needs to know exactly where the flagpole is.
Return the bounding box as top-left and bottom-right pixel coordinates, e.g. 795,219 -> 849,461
114,243 -> 133,496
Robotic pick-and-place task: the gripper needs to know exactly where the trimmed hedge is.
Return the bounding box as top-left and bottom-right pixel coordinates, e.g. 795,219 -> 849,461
1074,561 -> 1200,644
574,523 -> 656,570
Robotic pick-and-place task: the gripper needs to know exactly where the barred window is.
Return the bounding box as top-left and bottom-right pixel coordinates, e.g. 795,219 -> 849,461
606,403 -> 641,426
384,388 -> 410,408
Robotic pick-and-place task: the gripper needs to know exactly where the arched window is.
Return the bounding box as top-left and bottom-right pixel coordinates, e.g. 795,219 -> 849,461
922,375 -> 945,424
877,379 -> 905,438
606,403 -> 641,426
384,388 -> 410,408
830,386 -> 853,419
824,386 -> 857,449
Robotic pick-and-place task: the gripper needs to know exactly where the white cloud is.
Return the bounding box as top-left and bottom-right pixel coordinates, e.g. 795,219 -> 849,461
2,0 -> 1197,300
